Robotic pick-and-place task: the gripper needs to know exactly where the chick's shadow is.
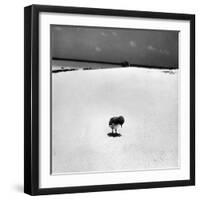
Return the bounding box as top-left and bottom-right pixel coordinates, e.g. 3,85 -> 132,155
107,132 -> 122,137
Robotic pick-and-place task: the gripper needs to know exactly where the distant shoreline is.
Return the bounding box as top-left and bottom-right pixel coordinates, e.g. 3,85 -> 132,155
52,58 -> 178,73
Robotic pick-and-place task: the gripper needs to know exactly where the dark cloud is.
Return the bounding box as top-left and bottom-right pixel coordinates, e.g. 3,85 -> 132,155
51,25 -> 179,68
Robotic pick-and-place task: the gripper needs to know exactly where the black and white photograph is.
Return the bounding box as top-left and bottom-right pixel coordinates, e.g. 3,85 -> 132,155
51,25 -> 179,175
24,5 -> 195,195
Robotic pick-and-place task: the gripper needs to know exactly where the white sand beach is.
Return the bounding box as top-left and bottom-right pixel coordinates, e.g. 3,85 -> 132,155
52,67 -> 179,174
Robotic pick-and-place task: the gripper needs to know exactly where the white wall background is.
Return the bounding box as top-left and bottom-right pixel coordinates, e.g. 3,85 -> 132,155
0,0 -> 199,199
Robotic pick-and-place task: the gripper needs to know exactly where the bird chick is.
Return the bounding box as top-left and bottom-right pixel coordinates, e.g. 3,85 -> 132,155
109,116 -> 125,135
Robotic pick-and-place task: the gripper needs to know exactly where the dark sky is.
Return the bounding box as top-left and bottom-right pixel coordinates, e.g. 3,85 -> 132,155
51,25 -> 179,68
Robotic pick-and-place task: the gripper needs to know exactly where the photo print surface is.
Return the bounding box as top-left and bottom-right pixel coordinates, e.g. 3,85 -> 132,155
51,25 -> 179,175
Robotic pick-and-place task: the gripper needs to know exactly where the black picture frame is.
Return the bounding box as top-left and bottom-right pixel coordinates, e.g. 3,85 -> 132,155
24,4 -> 195,196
